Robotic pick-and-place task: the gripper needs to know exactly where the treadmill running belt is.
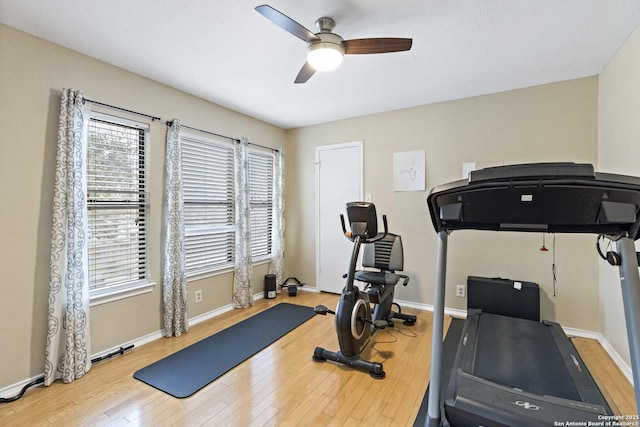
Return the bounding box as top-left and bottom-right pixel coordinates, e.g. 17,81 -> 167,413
474,313 -> 580,401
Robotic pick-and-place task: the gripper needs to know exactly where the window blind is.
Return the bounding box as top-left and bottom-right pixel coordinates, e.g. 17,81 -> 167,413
87,116 -> 149,291
182,134 -> 235,276
248,150 -> 274,259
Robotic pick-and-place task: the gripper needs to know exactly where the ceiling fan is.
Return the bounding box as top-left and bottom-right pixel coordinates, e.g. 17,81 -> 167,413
255,4 -> 413,84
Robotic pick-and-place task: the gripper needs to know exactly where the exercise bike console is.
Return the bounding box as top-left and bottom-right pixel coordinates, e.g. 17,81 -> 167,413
340,201 -> 388,242
312,202 -> 417,379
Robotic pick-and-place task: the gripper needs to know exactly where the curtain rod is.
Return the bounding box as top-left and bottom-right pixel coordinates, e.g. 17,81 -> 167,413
167,121 -> 238,142
246,141 -> 280,153
168,120 -> 279,152
82,97 -> 279,152
84,98 -> 162,122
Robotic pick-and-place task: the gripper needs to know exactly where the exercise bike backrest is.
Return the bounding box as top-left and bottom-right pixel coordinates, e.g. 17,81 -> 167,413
340,202 -> 388,243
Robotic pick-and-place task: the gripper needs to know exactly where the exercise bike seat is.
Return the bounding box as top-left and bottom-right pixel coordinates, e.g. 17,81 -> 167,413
354,233 -> 406,287
354,271 -> 400,286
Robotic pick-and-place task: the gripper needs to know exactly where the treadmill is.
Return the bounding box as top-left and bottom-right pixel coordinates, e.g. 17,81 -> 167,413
424,163 -> 640,427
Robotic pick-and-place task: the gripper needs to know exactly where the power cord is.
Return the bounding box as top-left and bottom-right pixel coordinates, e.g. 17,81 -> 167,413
0,377 -> 45,403
0,344 -> 134,404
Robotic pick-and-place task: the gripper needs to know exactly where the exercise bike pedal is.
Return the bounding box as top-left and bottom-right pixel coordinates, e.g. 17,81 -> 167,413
373,320 -> 389,329
314,305 -> 335,316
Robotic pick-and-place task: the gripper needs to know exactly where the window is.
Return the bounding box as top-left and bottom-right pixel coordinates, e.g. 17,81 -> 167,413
248,150 -> 274,260
182,133 -> 235,277
87,113 -> 150,299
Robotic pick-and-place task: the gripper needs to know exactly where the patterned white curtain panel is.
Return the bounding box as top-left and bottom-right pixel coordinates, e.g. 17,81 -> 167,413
233,138 -> 254,308
163,119 -> 188,336
45,88 -> 92,386
269,148 -> 285,286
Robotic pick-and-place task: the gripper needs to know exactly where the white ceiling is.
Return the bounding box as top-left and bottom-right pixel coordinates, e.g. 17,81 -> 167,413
1,0 -> 640,129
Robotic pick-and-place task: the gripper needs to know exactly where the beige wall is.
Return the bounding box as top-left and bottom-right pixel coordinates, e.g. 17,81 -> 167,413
598,24 -> 640,369
0,24 -> 286,388
0,20 -> 616,392
286,77 -> 599,329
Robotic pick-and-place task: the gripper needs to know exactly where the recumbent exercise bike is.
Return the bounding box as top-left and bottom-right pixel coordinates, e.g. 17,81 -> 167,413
313,202 -> 417,379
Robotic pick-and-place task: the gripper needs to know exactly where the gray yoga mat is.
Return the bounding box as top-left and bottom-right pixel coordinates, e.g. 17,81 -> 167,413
134,303 -> 316,398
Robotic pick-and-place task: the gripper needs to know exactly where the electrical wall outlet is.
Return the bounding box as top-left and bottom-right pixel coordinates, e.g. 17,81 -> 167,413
456,285 -> 466,298
195,289 -> 203,303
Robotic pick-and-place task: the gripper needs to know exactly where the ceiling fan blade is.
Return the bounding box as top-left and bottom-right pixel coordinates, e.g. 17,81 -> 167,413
294,62 -> 316,84
343,38 -> 413,55
255,5 -> 320,43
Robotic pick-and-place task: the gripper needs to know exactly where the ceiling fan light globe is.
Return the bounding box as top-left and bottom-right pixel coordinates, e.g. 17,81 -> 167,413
307,42 -> 344,71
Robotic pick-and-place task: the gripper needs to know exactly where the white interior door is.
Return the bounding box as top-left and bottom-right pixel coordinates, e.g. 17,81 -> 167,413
316,141 -> 363,294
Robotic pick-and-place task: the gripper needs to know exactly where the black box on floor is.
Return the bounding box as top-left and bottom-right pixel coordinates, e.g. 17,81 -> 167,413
467,276 -> 540,321
264,274 -> 277,299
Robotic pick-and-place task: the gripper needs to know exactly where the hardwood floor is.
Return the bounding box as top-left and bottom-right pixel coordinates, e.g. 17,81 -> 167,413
0,291 -> 635,426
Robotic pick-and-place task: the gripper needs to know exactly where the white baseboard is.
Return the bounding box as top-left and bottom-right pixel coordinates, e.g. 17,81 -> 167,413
189,300 -> 237,327
3,293 -> 632,399
562,326 -> 601,341
394,298 -> 468,320
596,335 -> 634,385
0,325 -> 167,399
0,374 -> 44,400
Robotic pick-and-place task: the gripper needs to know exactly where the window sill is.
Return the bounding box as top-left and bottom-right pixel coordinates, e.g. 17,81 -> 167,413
252,256 -> 272,266
187,257 -> 272,282
89,281 -> 156,307
188,266 -> 234,282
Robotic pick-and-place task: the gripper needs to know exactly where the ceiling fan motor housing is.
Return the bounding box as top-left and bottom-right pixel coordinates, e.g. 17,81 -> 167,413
307,32 -> 345,71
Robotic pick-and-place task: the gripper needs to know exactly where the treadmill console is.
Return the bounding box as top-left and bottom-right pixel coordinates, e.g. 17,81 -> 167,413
427,162 -> 640,239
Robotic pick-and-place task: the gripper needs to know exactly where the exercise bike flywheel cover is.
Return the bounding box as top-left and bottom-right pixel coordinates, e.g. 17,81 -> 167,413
350,299 -> 370,339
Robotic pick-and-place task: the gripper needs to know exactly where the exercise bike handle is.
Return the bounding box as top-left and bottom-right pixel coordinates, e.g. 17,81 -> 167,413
340,214 -> 353,240
398,274 -> 410,286
366,215 -> 389,243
